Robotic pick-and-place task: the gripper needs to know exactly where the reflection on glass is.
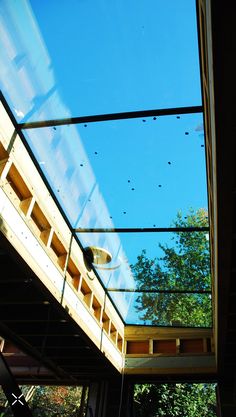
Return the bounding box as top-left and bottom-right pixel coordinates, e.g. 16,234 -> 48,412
81,231 -> 135,290
0,0 -> 201,120
0,0 -> 68,122
78,209 -> 210,289
79,209 -> 211,326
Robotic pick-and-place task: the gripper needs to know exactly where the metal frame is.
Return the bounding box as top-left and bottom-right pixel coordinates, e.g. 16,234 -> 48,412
18,105 -> 202,129
75,227 -> 209,233
107,288 -> 211,294
0,90 -> 210,327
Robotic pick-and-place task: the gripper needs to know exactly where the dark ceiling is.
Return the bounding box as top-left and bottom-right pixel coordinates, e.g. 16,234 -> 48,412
0,232 -> 118,385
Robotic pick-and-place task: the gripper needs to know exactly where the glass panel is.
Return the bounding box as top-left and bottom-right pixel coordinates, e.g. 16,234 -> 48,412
78,230 -> 210,292
110,291 -> 212,326
79,229 -> 211,326
24,113 -> 207,228
0,0 -> 210,330
0,0 -> 67,123
0,0 -> 201,122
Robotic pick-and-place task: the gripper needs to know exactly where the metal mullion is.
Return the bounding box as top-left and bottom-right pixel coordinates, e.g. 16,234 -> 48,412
107,288 -> 211,294
18,105 -> 203,129
75,226 -> 209,233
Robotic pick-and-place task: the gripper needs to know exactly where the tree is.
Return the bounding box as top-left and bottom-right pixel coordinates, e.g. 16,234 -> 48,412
131,209 -> 212,327
133,383 -> 217,417
28,385 -> 88,417
0,385 -> 88,417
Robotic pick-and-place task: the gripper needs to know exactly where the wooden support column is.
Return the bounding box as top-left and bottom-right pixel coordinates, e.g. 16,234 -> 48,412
20,196 -> 35,218
40,227 -> 54,247
0,157 -> 12,180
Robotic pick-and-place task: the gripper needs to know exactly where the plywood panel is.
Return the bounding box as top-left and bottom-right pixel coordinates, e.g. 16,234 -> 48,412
126,341 -> 149,354
180,339 -> 204,353
153,340 -> 176,354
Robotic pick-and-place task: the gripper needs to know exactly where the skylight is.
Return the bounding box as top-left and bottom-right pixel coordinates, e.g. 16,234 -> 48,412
0,0 -> 211,327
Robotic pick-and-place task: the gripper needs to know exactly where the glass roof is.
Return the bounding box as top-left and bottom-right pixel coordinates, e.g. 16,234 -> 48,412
77,231 -> 211,290
0,0 -> 201,121
0,0 -> 211,327
112,292 -> 211,326
78,231 -> 211,326
23,113 -> 207,228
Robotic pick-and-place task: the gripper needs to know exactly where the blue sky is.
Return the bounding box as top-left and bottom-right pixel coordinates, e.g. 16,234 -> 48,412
23,0 -> 206,230
0,0 -> 208,323
28,0 -> 201,116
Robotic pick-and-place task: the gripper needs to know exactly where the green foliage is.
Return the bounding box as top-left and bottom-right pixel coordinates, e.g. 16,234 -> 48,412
133,383 -> 217,417
0,385 -> 87,417
0,388 -> 12,417
131,209 -> 212,326
28,386 -> 87,416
